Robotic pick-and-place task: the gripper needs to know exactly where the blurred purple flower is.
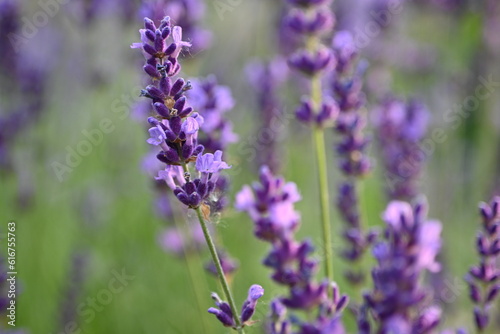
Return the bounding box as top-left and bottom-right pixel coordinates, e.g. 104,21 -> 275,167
245,57 -> 288,173
372,97 -> 430,201
237,166 -> 348,332
466,196 -> 500,332
363,199 -> 443,333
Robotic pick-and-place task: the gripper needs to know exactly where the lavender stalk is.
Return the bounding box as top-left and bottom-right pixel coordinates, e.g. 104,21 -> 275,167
466,196 -> 500,333
236,166 -> 349,333
284,0 -> 338,285
372,97 -> 430,202
330,31 -> 375,287
361,199 -> 443,333
132,16 -> 262,333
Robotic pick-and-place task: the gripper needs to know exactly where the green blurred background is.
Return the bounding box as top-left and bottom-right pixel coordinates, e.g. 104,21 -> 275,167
1,0 -> 499,333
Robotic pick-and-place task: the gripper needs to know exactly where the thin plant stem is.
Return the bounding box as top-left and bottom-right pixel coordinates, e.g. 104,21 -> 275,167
194,206 -> 245,334
170,206 -> 212,333
312,125 -> 334,286
305,34 -> 334,288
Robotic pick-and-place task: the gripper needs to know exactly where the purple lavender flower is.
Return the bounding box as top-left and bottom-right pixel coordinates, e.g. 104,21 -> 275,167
0,0 -> 47,174
188,75 -> 237,151
362,199 -> 443,333
165,150 -> 231,209
236,166 -> 348,332
372,96 -> 430,201
330,30 -> 374,287
246,57 -> 288,173
284,0 -> 339,128
132,17 -> 206,171
208,285 -> 264,328
140,0 -> 212,55
466,196 -> 500,333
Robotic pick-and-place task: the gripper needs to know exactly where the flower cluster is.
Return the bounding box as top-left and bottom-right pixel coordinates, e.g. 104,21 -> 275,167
236,166 -> 348,333
188,75 -> 238,153
372,96 -> 430,201
361,199 -> 442,333
208,285 -> 264,328
329,30 -> 375,286
284,0 -> 339,128
0,0 -> 47,173
132,17 -> 233,209
466,196 -> 500,332
246,57 -> 288,173
332,31 -> 371,177
140,0 -> 212,54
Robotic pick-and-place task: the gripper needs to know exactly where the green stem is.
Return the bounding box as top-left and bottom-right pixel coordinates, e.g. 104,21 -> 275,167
312,126 -> 334,286
194,206 -> 244,334
171,209 -> 212,333
306,31 -> 334,287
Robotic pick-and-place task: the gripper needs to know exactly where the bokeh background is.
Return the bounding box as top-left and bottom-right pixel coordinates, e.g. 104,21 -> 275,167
1,0 -> 499,333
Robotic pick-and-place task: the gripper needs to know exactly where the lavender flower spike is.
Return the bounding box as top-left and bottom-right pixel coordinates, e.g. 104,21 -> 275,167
236,166 -> 348,333
283,0 -> 337,288
331,30 -> 374,287
372,96 -> 430,201
208,286 -> 264,328
363,199 -> 443,334
134,16 -> 250,332
466,196 -> 500,332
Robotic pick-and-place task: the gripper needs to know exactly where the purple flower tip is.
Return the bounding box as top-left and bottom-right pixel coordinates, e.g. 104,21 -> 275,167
147,125 -> 166,146
248,284 -> 264,301
195,150 -> 231,173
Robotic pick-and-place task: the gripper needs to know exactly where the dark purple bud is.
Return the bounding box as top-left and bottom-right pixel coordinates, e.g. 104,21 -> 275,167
153,102 -> 170,118
486,285 -> 500,303
469,282 -> 481,303
143,64 -> 160,79
165,149 -> 179,163
171,78 -> 185,96
154,30 -> 164,52
196,183 -> 207,198
185,182 -> 196,194
240,285 -> 264,323
173,187 -> 183,196
145,85 -> 165,100
143,43 -> 157,56
156,151 -> 172,164
162,26 -> 171,39
165,43 -> 177,56
492,197 -> 500,216
182,144 -> 194,160
208,307 -> 235,327
479,203 -> 491,221
165,130 -> 177,142
335,295 -> 348,312
144,17 -> 155,31
159,16 -> 170,29
295,99 -> 313,123
189,193 -> 201,207
315,98 -> 339,126
474,307 -> 489,330
159,77 -> 171,96
477,234 -> 487,256
194,145 -> 204,156
173,96 -> 186,112
147,117 -> 159,126
288,47 -> 333,76
144,29 -> 155,42
176,193 -> 190,206
169,116 -> 182,135
178,107 -> 193,117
